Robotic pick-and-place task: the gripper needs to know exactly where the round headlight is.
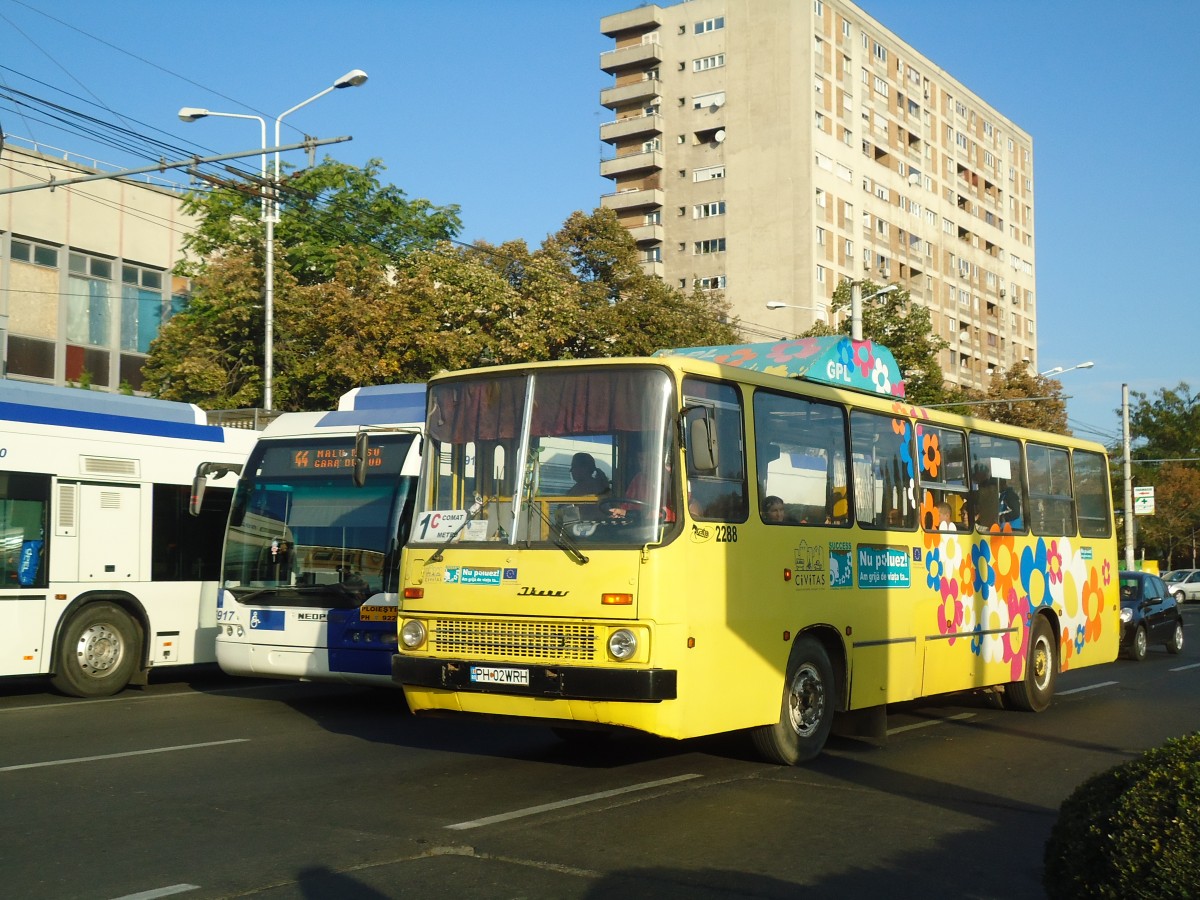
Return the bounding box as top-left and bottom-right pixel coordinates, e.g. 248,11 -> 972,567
400,619 -> 427,649
1120,608 -> 1132,624
608,628 -> 638,661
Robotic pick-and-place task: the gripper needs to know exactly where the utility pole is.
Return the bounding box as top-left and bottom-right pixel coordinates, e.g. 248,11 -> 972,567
1122,383 -> 1135,570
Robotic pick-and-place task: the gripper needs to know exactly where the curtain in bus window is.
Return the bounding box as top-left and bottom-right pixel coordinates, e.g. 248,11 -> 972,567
531,370 -> 664,436
428,376 -> 526,444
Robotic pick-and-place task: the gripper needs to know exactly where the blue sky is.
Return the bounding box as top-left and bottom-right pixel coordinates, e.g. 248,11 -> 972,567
1,0 -> 1194,445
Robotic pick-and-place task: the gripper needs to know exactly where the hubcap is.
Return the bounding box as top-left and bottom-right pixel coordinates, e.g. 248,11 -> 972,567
1032,635 -> 1050,689
787,662 -> 825,737
1135,628 -> 1147,657
75,623 -> 123,677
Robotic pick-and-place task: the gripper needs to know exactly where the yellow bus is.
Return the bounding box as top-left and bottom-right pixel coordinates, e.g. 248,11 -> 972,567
392,338 -> 1118,763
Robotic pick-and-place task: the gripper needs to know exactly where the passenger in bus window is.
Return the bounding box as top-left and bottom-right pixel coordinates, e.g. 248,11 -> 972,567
937,501 -> 957,531
999,486 -> 1023,530
971,464 -> 999,528
568,452 -> 610,496
763,495 -> 788,523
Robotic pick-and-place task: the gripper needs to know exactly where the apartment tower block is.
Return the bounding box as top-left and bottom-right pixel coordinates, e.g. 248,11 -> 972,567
599,0 -> 1037,384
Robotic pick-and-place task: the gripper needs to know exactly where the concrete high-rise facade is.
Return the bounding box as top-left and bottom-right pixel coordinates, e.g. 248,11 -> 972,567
599,0 -> 1037,385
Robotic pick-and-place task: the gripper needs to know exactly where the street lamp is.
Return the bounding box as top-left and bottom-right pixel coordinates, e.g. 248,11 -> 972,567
765,300 -> 827,321
850,283 -> 898,341
178,68 -> 368,411
1039,361 -> 1094,377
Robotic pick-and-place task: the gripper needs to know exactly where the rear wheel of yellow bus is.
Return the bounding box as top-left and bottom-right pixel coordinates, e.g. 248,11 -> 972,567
751,636 -> 835,765
1005,614 -> 1057,712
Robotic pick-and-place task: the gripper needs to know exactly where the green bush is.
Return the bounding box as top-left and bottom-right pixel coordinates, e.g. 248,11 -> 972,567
1044,732 -> 1200,898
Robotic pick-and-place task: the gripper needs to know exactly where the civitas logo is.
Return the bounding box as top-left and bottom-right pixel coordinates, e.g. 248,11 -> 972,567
516,586 -> 569,597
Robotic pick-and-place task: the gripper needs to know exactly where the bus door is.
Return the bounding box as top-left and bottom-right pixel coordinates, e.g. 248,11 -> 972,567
0,472 -> 51,675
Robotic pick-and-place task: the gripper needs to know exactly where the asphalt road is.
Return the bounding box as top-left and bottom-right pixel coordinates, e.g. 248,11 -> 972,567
3,609 -> 1199,900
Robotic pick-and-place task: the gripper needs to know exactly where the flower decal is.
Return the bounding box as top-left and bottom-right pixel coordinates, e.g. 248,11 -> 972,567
766,338 -> 822,365
1001,588 -> 1031,681
925,547 -> 945,590
972,540 -> 995,601
871,356 -> 893,394
854,341 -> 874,377
938,577 -> 964,640
991,530 -> 1019,602
1020,538 -> 1053,610
1047,540 -> 1064,586
1082,567 -> 1104,646
921,432 -> 942,478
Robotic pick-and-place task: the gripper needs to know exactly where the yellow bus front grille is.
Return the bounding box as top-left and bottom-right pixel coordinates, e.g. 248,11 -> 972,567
432,619 -> 597,662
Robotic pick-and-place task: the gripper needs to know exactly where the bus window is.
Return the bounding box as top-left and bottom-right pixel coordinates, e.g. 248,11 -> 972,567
916,424 -> 969,531
1027,443 -> 1075,536
0,472 -> 49,588
968,433 -> 1026,533
850,410 -> 917,529
753,390 -> 847,525
1073,449 -> 1112,538
683,378 -> 746,521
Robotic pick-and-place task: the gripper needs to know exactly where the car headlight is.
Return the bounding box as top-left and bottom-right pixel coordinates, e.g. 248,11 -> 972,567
1120,608 -> 1132,624
400,619 -> 427,650
607,628 -> 638,661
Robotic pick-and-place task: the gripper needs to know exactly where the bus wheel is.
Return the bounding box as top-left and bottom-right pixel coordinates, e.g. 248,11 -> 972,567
751,636 -> 835,765
50,604 -> 140,698
1005,615 -> 1056,712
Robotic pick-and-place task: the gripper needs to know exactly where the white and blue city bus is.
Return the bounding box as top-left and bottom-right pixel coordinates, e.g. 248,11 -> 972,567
203,384 -> 424,686
0,380 -> 256,696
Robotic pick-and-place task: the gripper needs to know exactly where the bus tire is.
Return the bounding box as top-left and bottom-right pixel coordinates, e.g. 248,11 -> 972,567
50,603 -> 140,698
751,636 -> 835,765
1005,614 -> 1056,712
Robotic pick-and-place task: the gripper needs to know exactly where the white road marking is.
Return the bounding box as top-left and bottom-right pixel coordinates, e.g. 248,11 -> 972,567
107,885 -> 199,900
0,682 -> 294,714
886,711 -> 975,735
0,739 -> 248,772
445,773 -> 703,830
1170,662 -> 1200,672
1058,680 -> 1118,695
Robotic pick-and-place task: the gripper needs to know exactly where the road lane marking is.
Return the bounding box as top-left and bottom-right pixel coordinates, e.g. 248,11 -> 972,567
886,712 -> 974,735
108,885 -> 199,900
0,682 -> 297,714
1170,662 -> 1200,672
1058,680 -> 1118,695
445,773 -> 702,831
0,739 -> 248,772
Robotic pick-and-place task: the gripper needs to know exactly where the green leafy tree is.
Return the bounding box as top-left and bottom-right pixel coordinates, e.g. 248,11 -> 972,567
1129,382 -> 1200,463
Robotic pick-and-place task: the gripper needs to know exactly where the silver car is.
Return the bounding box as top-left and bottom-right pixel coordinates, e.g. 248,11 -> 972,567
1163,568 -> 1200,603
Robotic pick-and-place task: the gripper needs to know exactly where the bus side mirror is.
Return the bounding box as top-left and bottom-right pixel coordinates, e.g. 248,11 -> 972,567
353,431 -> 369,487
189,475 -> 207,517
686,408 -> 718,475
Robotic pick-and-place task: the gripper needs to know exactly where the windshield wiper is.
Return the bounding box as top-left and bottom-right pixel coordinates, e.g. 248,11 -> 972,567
526,500 -> 589,565
428,494 -> 484,562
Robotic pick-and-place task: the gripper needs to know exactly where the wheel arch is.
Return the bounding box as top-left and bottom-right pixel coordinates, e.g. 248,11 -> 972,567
797,624 -> 848,712
51,591 -> 149,674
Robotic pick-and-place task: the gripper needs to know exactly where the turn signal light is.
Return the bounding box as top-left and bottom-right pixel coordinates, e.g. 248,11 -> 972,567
602,593 -> 633,605
403,587 -> 424,600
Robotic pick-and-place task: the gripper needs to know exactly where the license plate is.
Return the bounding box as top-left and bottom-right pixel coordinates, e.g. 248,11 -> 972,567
469,665 -> 530,686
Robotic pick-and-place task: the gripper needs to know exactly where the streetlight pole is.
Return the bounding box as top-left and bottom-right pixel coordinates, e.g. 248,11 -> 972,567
850,283 -> 898,341
179,68 -> 367,411
1039,361 -> 1095,378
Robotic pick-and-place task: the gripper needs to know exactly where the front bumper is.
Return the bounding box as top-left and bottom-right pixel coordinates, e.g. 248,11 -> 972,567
393,654 -> 677,702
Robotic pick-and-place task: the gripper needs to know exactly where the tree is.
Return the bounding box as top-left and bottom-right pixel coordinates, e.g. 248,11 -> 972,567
964,366 -> 1071,434
824,280 -> 948,405
178,157 -> 462,283
1129,383 -> 1200,463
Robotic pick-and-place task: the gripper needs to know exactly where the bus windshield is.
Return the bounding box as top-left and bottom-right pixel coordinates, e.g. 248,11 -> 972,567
415,367 -> 676,548
223,433 -> 418,606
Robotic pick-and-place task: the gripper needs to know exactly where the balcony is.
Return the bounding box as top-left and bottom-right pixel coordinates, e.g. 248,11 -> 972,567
600,113 -> 663,145
627,223 -> 664,245
600,78 -> 662,110
599,150 -> 664,180
601,6 -> 663,37
638,259 -> 665,279
600,39 -> 663,74
601,187 -> 665,213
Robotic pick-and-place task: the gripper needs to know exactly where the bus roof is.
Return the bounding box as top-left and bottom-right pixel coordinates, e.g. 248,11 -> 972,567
254,384 -> 427,434
654,337 -> 905,399
0,379 -> 229,442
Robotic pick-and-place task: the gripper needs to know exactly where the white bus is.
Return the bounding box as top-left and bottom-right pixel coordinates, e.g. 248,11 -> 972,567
205,383 -> 424,686
0,380 -> 257,697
